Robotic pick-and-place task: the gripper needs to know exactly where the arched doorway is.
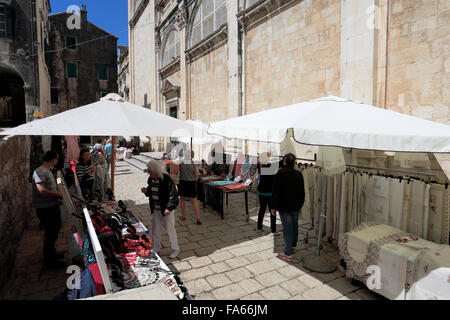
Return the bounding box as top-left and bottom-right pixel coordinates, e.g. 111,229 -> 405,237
0,64 -> 26,127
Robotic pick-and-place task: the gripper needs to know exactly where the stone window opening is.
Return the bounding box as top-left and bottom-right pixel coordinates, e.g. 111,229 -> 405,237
134,0 -> 143,13
161,29 -> 180,68
0,64 -> 26,127
0,3 -> 7,38
66,62 -> 77,78
65,36 -> 77,49
190,0 -> 227,47
98,65 -> 108,81
245,0 -> 260,9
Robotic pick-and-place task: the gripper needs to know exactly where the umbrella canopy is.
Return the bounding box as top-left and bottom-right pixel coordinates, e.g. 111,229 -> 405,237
177,120 -> 222,145
0,94 -> 196,137
207,96 -> 450,153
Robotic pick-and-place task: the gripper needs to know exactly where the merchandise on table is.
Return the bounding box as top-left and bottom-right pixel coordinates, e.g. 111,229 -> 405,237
207,180 -> 236,187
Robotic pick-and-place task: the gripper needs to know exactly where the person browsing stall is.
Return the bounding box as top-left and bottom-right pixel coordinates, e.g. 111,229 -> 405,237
76,148 -> 95,201
141,160 -> 180,259
256,152 -> 277,235
179,150 -> 202,224
271,153 -> 305,262
32,151 -> 65,269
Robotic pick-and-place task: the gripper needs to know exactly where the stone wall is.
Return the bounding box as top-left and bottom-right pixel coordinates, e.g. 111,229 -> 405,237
0,135 -> 31,290
190,44 -> 229,123
131,4 -> 157,109
244,0 -> 341,114
386,0 -> 450,124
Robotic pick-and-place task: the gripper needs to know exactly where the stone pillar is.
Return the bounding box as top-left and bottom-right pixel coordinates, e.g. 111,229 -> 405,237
227,0 -> 240,119
340,0 -> 378,105
176,3 -> 188,120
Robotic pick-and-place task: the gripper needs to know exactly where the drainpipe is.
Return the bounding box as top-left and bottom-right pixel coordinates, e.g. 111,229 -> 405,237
30,0 -> 38,118
383,0 -> 390,109
238,21 -> 245,117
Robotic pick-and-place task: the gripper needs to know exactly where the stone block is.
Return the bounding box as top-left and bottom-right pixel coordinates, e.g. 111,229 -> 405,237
240,292 -> 265,300
188,256 -> 213,268
280,278 -> 310,296
212,283 -> 247,300
255,270 -> 288,288
225,267 -> 252,283
245,260 -> 278,276
206,274 -> 233,288
209,262 -> 232,273
225,256 -> 251,269
302,284 -> 343,300
260,285 -> 291,300
298,274 -> 324,289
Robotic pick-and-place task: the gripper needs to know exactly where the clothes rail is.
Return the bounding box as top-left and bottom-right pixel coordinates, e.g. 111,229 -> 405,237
346,164 -> 438,177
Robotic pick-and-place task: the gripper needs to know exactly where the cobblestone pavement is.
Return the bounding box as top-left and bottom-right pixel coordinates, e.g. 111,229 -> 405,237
0,160 -> 385,300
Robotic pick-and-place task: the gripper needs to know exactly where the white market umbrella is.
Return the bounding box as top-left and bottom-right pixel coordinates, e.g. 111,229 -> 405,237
176,120 -> 222,145
1,93 -> 197,192
208,95 -> 450,273
0,94 -> 196,137
208,96 -> 450,153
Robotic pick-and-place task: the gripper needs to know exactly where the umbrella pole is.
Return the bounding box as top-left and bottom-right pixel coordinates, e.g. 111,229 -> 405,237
111,136 -> 115,193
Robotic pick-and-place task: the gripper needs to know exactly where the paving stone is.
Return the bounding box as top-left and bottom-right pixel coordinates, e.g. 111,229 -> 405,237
288,294 -> 307,300
240,293 -> 265,300
225,267 -> 253,283
209,250 -> 234,263
313,270 -> 345,283
260,285 -> 291,300
245,260 -> 278,275
180,266 -> 214,282
180,242 -> 201,252
303,284 -> 343,300
189,256 -> 213,268
237,278 -> 264,295
298,274 -> 324,289
183,278 -> 213,295
195,293 -> 216,300
280,278 -> 310,296
278,265 -> 306,279
212,283 -> 248,300
326,277 -> 361,295
355,288 -> 385,300
225,256 -> 251,269
206,274 -> 233,288
177,250 -> 196,260
255,270 -> 288,287
194,245 -> 219,257
210,262 -> 232,273
229,245 -> 257,257
172,261 -> 192,272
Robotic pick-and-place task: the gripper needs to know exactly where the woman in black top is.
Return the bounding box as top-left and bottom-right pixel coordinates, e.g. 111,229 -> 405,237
76,148 -> 95,201
257,152 -> 277,234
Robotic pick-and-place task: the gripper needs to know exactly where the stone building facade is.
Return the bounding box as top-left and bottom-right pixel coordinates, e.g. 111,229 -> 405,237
118,45 -> 130,101
0,0 -> 50,291
128,0 -> 450,178
0,0 -> 51,125
48,5 -> 118,114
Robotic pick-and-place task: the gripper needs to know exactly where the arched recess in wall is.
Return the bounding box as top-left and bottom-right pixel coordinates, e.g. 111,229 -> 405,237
161,27 -> 180,68
188,0 -> 227,48
0,64 -> 26,127
245,0 -> 260,8
134,0 -> 143,13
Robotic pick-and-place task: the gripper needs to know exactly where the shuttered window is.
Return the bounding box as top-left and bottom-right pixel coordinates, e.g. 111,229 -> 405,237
98,65 -> 108,80
0,4 -> 7,38
65,36 -> 77,49
66,62 -> 77,78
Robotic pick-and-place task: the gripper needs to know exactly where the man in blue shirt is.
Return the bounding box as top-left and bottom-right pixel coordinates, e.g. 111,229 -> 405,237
104,139 -> 116,171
